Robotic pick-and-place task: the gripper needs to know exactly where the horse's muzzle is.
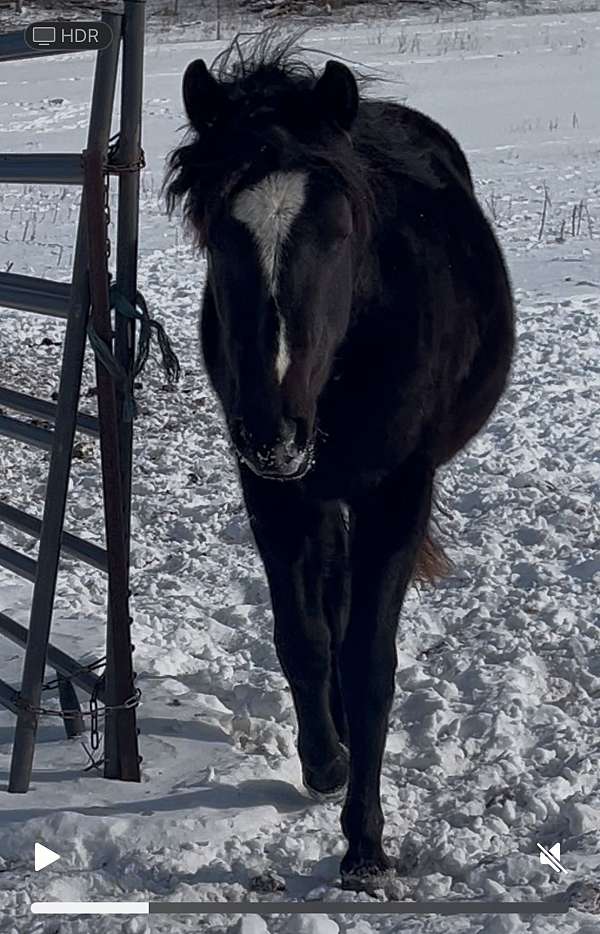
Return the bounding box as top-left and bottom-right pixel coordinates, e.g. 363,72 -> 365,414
234,418 -> 314,481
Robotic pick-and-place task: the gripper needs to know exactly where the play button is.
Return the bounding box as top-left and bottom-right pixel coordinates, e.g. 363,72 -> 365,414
34,843 -> 61,872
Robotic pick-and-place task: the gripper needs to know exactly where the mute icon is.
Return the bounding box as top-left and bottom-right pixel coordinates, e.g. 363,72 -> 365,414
537,842 -> 566,873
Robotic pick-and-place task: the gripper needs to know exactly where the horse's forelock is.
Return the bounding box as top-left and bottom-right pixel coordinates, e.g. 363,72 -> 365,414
167,131 -> 372,261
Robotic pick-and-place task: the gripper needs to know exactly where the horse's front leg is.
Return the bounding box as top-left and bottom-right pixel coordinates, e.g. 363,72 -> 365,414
240,465 -> 349,798
340,460 -> 433,890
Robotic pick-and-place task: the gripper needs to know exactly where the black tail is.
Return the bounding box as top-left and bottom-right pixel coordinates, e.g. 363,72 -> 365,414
413,490 -> 452,584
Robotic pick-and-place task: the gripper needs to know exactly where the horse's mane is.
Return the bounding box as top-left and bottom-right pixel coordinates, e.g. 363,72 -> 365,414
211,28 -> 318,83
164,29 -> 374,253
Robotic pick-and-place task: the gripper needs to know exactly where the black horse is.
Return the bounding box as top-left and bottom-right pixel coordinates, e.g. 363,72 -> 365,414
166,34 -> 515,893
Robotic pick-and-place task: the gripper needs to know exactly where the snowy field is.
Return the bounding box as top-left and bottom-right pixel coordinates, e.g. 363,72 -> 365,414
1,7 -> 600,934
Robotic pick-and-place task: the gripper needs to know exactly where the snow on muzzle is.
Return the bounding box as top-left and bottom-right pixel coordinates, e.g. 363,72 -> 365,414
234,416 -> 314,480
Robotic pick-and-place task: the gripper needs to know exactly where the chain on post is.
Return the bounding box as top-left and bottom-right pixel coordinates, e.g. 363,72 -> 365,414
14,687 -> 141,724
83,138 -> 150,776
41,656 -> 107,693
90,681 -> 101,752
103,159 -> 112,262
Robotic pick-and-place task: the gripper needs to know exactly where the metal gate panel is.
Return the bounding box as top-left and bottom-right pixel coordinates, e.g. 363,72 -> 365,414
0,3 -> 144,793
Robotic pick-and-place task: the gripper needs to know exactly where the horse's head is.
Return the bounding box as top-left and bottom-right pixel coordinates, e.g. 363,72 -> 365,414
167,46 -> 370,481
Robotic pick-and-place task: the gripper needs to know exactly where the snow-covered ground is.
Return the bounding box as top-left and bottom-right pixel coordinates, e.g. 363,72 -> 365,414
1,8 -> 600,934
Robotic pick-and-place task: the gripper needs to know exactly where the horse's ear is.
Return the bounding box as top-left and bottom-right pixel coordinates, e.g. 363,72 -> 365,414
314,60 -> 358,131
183,59 -> 226,129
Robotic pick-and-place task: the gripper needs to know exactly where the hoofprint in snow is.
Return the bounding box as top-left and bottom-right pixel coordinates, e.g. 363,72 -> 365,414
1,8 -> 599,934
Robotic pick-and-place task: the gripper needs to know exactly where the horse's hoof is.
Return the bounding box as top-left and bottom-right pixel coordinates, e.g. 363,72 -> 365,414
302,745 -> 349,803
340,856 -> 404,899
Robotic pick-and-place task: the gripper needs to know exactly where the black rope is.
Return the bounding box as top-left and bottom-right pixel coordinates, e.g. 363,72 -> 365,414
87,136 -> 180,417
87,320 -> 137,421
87,287 -> 180,422
110,286 -> 181,385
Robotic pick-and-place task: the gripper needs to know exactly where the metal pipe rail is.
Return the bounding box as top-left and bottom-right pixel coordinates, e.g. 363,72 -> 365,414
0,153 -> 84,185
0,387 -> 99,437
0,26 -> 118,63
105,0 -> 145,784
0,30 -> 68,62
0,544 -> 36,581
0,414 -> 54,450
0,501 -> 107,572
0,272 -> 70,318
0,680 -> 19,715
0,613 -> 104,701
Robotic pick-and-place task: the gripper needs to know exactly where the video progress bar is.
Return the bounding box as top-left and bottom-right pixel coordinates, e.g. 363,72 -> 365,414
32,901 -> 568,916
